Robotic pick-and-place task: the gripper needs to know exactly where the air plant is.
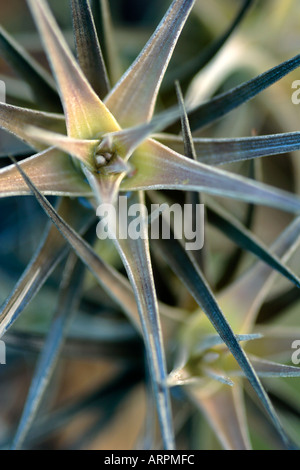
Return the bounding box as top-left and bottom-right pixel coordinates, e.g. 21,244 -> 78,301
0,0 -> 300,450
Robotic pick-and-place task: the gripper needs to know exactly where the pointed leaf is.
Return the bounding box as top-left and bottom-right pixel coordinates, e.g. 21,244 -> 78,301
0,102 -> 66,150
0,148 -> 91,197
24,126 -> 99,169
27,0 -> 120,139
187,54 -> 300,131
104,0 -> 195,127
110,192 -> 175,450
157,132 -> 300,166
122,139 -> 300,214
10,158 -> 175,448
233,356 -> 300,378
71,0 -> 110,99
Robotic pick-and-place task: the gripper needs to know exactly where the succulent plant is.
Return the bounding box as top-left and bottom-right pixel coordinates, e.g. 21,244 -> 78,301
1,0 -> 300,450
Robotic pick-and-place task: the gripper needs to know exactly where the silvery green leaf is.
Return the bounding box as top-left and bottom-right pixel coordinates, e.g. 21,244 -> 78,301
244,357 -> 300,378
24,126 -> 99,169
110,192 -> 175,450
122,139 -> 300,214
156,132 -> 300,166
27,0 -> 120,139
0,102 -> 65,150
104,0 -> 195,127
0,148 -> 91,197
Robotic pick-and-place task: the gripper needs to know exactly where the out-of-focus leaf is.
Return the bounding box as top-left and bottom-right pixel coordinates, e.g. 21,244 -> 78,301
153,224 -> 294,448
12,252 -> 87,450
230,356 -> 300,378
205,198 -> 300,289
71,0 -> 110,99
186,54 -> 300,131
0,129 -> 32,157
27,0 -> 120,139
246,327 -> 300,361
0,25 -> 61,112
0,102 -> 65,150
0,198 -> 92,338
27,367 -> 143,445
122,139 -> 300,214
257,287 -> 300,324
5,329 -> 142,361
92,0 -> 122,85
194,334 -> 263,356
0,148 -> 91,197
219,216 -> 300,334
156,132 -> 300,166
104,0 -> 195,127
164,0 -> 255,88
188,384 -> 251,450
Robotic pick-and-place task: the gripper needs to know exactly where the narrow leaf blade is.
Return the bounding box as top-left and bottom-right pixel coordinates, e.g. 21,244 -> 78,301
104,0 -> 195,127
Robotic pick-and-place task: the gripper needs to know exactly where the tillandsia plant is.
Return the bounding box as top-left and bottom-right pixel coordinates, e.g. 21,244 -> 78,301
1,0 -> 300,450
